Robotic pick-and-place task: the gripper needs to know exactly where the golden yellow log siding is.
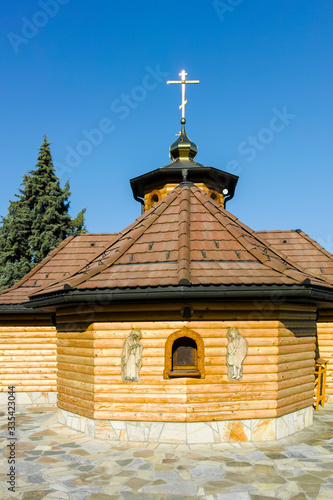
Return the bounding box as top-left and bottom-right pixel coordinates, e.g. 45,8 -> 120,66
56,304 -> 316,422
0,317 -> 56,391
317,309 -> 333,397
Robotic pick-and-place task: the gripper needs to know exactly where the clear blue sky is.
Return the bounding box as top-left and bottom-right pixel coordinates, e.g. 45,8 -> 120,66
1,1 -> 333,251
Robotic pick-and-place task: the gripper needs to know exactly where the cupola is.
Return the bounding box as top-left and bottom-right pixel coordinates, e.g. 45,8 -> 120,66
130,70 -> 239,212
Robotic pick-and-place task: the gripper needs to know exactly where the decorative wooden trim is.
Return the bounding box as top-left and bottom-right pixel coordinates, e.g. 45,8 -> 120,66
163,326 -> 205,379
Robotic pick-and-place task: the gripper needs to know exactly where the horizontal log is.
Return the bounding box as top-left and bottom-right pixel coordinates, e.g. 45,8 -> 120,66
277,359 -> 314,373
0,386 -> 56,392
0,343 -> 57,350
57,363 -> 94,375
57,377 -> 94,392
277,382 -> 314,399
0,368 -> 56,374
57,393 -> 94,410
1,356 -> 56,362
58,384 -> 95,400
276,398 -> 313,417
91,320 -> 281,329
92,400 -> 278,415
0,349 -> 56,356
57,355 -> 94,366
185,381 -> 276,393
0,362 -> 56,369
57,331 -> 94,340
278,344 -> 315,355
57,400 -> 94,419
277,352 -> 315,363
277,390 -> 314,409
0,326 -> 55,332
57,347 -> 94,357
92,409 -> 279,421
0,373 -> 55,380
58,370 -> 94,384
277,368 -> 314,382
185,393 -> 277,404
0,380 -> 56,387
0,333 -> 56,340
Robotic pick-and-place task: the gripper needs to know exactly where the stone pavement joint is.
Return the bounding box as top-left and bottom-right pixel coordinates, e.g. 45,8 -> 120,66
0,404 -> 332,499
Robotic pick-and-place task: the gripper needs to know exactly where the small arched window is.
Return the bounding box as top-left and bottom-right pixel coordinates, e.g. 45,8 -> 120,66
171,337 -> 199,377
164,327 -> 205,379
208,189 -> 223,206
147,190 -> 161,210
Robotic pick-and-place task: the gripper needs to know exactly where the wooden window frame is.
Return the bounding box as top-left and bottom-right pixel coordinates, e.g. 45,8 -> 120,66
148,189 -> 161,209
163,327 -> 205,379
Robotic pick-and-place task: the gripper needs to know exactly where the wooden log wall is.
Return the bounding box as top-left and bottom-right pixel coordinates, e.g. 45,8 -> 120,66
0,316 -> 56,392
317,309 -> 333,397
56,302 -> 317,422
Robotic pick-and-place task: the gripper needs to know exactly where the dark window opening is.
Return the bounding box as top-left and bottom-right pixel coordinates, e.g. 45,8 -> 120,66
210,192 -> 217,200
169,337 -> 200,378
151,194 -> 159,205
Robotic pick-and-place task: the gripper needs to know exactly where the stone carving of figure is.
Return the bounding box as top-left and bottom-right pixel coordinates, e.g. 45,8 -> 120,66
121,329 -> 143,383
226,327 -> 248,381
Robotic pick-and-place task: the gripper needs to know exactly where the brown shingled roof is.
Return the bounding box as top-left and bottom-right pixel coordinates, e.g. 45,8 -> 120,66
0,233 -> 118,305
29,184 -> 332,299
255,230 -> 333,283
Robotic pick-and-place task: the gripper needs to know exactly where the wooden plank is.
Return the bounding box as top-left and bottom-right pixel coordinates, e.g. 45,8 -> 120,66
0,380 -> 56,386
0,349 -> 56,356
0,368 -> 56,374
58,370 -> 94,384
57,400 -> 94,419
57,339 -> 94,348
57,363 -> 94,375
276,398 -> 313,416
57,377 -> 94,392
0,386 -> 56,392
0,356 -> 56,362
57,347 -> 94,357
277,390 -> 314,408
57,355 -> 94,366
57,384 -> 95,400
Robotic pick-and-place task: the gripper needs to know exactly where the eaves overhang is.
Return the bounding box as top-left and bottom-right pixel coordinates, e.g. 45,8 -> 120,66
130,162 -> 239,206
0,303 -> 47,315
25,283 -> 333,312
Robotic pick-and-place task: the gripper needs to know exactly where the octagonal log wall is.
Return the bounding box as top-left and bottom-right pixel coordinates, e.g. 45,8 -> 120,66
317,309 -> 333,399
0,315 -> 56,397
55,302 -> 316,422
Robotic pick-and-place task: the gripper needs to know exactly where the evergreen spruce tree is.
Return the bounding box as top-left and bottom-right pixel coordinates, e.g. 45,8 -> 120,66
0,136 -> 86,290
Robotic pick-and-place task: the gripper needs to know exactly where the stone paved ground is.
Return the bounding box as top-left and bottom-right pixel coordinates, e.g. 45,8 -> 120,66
0,404 -> 332,500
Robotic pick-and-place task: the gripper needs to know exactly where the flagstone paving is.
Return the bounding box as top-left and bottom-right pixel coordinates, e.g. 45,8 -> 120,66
0,404 -> 332,499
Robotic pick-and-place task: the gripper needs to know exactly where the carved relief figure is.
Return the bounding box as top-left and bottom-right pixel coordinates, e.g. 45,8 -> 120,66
226,327 -> 248,381
121,329 -> 143,382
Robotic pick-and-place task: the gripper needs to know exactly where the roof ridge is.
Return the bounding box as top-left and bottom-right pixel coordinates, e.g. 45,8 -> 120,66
177,184 -> 191,285
0,235 -> 75,297
296,229 -> 333,260
190,186 -> 331,287
29,233 -> 121,295
255,230 -> 333,285
52,188 -> 181,290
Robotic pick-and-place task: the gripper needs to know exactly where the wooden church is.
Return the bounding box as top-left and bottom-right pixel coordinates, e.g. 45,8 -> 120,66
1,71 -> 333,444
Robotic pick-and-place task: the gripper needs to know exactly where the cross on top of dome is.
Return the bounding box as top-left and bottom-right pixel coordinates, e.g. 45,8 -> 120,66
167,69 -> 200,121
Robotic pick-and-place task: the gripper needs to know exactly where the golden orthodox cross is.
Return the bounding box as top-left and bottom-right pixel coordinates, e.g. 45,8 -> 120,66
167,70 -> 200,120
